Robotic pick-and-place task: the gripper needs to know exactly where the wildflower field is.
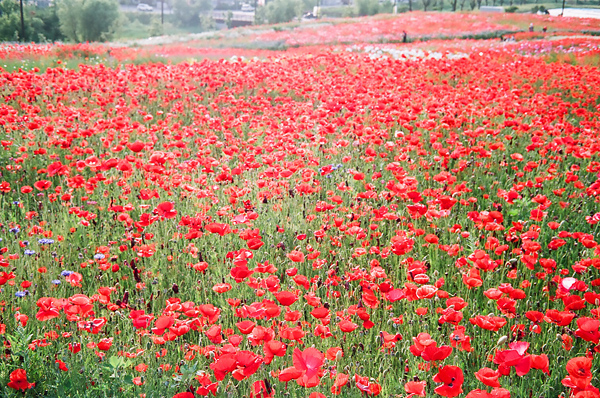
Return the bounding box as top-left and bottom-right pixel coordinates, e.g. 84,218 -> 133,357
1,11 -> 600,398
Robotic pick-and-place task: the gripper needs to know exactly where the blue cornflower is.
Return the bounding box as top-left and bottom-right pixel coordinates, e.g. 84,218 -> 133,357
24,249 -> 36,256
15,291 -> 28,297
61,270 -> 73,277
93,253 -> 105,260
51,280 -> 61,285
38,238 -> 55,245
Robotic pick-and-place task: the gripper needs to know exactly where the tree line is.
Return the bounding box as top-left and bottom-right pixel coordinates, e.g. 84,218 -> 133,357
1,0 -> 596,43
0,0 -> 119,42
0,0 -> 214,43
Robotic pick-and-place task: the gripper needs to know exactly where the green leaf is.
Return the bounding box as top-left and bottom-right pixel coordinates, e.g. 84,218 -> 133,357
108,355 -> 122,369
180,364 -> 197,377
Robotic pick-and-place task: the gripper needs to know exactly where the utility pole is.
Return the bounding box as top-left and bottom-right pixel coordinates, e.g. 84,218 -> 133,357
20,0 -> 25,41
561,0 -> 565,16
161,0 -> 164,24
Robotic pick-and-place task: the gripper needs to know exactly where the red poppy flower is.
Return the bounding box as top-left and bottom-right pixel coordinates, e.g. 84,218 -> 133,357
172,393 -> 194,398
236,320 -> 256,334
421,344 -> 452,362
153,315 -> 175,335
469,315 -> 507,331
529,208 -> 546,221
127,141 -> 146,153
274,291 -> 298,306
279,366 -> 303,383
35,297 -> 61,321
391,236 -> 415,256
355,374 -> 382,396
56,360 -> 68,372
68,342 -> 81,354
97,337 -> 113,351
250,380 -> 274,398
205,223 -> 232,236
574,318 -> 600,344
474,367 -> 501,387
231,350 -> 263,381
247,238 -> 264,250
212,283 -> 232,293
405,380 -> 426,396
339,319 -> 358,333
544,309 -> 575,326
566,357 -> 593,389
34,180 -> 52,191
154,202 -> 177,219
205,325 -> 224,344
7,369 -> 35,391
310,307 -> 330,319
292,347 -> 324,387
409,332 -> 436,356
493,341 -> 531,376
287,250 -> 305,263
416,285 -> 438,299
195,374 -> 218,396
465,388 -> 510,398
433,365 -> 464,397
263,340 -> 286,364
230,264 -> 253,282
210,353 -> 237,381
331,372 -> 349,395
530,354 -> 549,374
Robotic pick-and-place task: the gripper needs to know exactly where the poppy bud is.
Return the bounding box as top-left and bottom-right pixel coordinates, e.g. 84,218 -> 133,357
172,283 -> 179,294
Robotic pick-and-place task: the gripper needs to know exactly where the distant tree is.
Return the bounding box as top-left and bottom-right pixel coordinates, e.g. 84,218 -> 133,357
225,10 -> 233,28
149,15 -> 164,35
421,0 -> 432,11
34,5 -> 64,42
0,1 -> 63,42
80,0 -> 120,41
57,0 -> 119,42
173,0 -> 212,27
262,0 -> 302,23
200,13 -> 215,30
356,0 -> 379,16
57,0 -> 82,41
301,0 -> 316,13
0,0 -> 22,41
